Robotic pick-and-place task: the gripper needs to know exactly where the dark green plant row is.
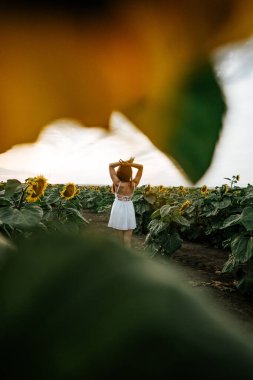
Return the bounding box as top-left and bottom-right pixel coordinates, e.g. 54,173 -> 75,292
144,177 -> 253,293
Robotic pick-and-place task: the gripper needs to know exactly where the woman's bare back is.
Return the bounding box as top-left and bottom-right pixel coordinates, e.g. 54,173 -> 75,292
116,182 -> 134,197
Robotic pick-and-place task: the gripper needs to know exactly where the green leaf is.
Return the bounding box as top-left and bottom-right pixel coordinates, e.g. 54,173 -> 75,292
222,255 -> 238,273
171,213 -> 190,227
151,209 -> 161,219
0,198 -> 11,206
65,208 -> 89,224
44,189 -> 61,204
163,232 -> 183,256
135,203 -> 150,215
216,199 -> 232,209
237,274 -> 253,294
231,235 -> 249,264
160,205 -> 173,218
132,194 -> 143,202
148,219 -> 169,235
166,61 -> 226,183
240,207 -> 253,231
245,237 -> 253,263
143,194 -> 156,204
222,214 -> 241,229
0,205 -> 43,228
4,179 -> 22,199
128,61 -> 226,183
3,230 -> 253,377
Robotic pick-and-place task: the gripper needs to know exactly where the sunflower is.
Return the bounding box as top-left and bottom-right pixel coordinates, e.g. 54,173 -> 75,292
179,200 -> 191,214
200,185 -> 208,195
60,183 -> 79,200
26,175 -> 48,202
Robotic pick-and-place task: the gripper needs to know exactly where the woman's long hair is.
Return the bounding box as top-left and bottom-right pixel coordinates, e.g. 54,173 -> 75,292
112,165 -> 133,193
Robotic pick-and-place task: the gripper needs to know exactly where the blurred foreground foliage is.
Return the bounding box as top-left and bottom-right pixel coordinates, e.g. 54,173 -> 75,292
1,231 -> 253,378
1,0 -> 253,181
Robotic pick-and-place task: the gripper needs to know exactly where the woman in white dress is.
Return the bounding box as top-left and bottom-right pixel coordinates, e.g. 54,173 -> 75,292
108,157 -> 143,247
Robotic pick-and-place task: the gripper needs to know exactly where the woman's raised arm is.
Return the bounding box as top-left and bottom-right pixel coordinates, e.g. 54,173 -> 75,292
131,163 -> 143,186
109,162 -> 121,185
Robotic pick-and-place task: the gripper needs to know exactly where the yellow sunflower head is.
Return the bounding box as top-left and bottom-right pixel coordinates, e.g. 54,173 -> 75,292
26,175 -> 48,202
200,185 -> 208,195
60,183 -> 78,200
179,200 -> 191,214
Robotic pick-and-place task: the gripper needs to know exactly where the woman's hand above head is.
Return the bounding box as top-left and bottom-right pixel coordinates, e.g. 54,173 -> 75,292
119,159 -> 131,167
132,162 -> 143,186
118,157 -> 134,167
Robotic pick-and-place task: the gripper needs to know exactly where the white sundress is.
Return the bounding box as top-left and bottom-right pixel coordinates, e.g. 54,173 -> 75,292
108,182 -> 136,231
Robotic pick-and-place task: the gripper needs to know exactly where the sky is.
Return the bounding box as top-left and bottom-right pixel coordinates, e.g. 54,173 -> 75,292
1,37 -> 253,186
0,113 -> 189,185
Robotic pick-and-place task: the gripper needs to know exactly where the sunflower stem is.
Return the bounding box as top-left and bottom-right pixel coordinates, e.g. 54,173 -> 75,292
17,185 -> 29,210
57,200 -> 62,218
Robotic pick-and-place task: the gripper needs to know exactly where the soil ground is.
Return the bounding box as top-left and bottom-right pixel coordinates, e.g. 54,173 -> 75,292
84,209 -> 253,333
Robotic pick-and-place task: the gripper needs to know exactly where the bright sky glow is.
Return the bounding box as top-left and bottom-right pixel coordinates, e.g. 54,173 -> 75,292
0,112 -> 188,185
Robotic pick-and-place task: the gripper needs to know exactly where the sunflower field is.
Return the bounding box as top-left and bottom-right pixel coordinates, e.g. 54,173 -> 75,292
0,177 -> 88,240
1,174 -> 253,292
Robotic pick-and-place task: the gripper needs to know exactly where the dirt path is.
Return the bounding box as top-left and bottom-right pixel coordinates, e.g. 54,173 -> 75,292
84,210 -> 253,332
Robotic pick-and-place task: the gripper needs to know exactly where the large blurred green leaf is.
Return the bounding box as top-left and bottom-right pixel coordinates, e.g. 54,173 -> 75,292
167,62 -> 226,182
127,62 -> 226,182
2,231 -> 253,378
